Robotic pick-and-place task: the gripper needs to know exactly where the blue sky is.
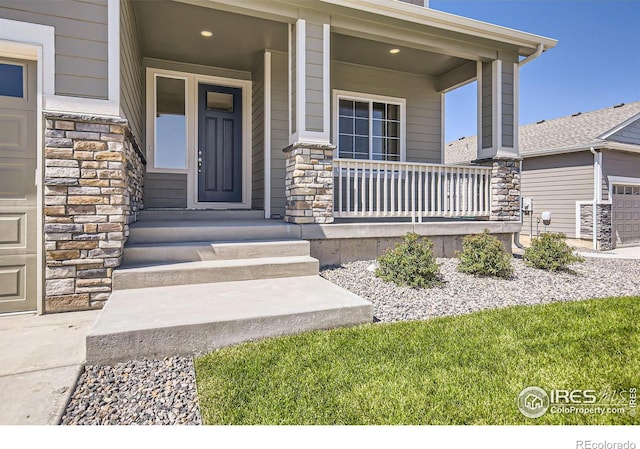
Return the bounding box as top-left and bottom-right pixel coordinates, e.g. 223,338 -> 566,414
431,0 -> 640,142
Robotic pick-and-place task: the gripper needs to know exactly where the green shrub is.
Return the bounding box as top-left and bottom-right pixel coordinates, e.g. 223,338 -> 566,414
375,233 -> 441,288
524,232 -> 584,272
456,229 -> 513,278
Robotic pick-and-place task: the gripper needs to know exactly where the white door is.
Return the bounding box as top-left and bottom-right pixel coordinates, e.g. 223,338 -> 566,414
0,58 -> 37,313
612,184 -> 640,247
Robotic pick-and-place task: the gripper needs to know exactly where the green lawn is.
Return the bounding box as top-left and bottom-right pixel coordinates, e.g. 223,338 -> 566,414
195,297 -> 640,425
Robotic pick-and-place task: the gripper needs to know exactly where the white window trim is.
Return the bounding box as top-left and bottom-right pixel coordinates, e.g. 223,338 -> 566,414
332,89 -> 406,162
145,67 -> 252,209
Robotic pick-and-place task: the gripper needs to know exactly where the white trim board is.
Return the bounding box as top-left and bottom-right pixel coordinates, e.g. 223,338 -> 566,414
145,66 -> 253,210
575,200 -> 592,240
264,51 -> 272,219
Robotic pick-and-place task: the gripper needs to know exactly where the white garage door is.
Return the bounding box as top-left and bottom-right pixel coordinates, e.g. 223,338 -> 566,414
612,184 -> 640,247
0,58 -> 37,314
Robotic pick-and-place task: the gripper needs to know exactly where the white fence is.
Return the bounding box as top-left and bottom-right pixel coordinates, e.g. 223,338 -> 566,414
333,159 -> 492,222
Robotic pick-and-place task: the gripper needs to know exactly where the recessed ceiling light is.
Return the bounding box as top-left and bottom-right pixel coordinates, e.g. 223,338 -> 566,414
200,30 -> 213,37
389,48 -> 400,54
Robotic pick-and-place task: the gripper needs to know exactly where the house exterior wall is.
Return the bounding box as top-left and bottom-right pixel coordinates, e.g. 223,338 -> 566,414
521,151 -> 594,238
331,61 -> 442,163
251,54 -> 265,210
601,149 -> 640,201
398,0 -> 427,6
608,117 -> 640,146
120,0 -> 143,148
0,0 -> 109,99
144,173 -> 187,208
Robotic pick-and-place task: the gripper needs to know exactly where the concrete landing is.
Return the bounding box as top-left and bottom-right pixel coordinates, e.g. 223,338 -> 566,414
86,276 -> 373,365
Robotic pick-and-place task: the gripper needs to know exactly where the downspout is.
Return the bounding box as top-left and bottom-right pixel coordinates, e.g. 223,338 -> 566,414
590,147 -> 598,250
518,44 -> 544,67
513,160 -> 525,249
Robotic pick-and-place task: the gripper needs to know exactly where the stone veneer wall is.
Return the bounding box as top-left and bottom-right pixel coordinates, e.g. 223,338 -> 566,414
596,204 -> 612,250
486,158 -> 521,221
580,203 -> 594,237
579,203 -> 613,250
284,143 -> 334,224
44,113 -> 145,312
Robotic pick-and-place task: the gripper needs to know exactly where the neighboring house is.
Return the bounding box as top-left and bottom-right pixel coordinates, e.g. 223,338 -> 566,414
446,102 -> 640,250
0,0 -> 556,317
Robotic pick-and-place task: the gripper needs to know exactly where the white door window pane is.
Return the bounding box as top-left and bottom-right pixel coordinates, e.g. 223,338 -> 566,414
206,92 -> 233,112
155,77 -> 187,169
0,63 -> 24,98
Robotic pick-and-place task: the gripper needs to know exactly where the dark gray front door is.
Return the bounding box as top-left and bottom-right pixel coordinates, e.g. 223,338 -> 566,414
198,84 -> 242,203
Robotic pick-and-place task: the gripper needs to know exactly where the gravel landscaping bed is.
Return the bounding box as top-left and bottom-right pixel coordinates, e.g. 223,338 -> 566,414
61,357 -> 201,425
320,257 -> 640,322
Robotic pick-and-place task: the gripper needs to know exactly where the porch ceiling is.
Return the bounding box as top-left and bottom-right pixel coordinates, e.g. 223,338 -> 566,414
331,33 -> 470,77
133,1 -> 472,80
133,0 -> 288,72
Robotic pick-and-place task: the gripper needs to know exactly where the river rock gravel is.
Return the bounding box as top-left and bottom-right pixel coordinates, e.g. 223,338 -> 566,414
61,357 -> 201,425
320,257 -> 640,322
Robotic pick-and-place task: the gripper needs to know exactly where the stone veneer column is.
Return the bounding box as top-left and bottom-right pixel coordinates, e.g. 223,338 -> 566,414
283,142 -> 335,224
596,204 -> 612,250
44,113 -> 145,312
486,158 -> 521,221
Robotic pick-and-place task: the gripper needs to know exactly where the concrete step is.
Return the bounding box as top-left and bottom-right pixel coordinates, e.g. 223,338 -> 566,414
123,241 -> 213,265
206,240 -> 310,261
128,219 -> 300,244
138,209 -> 265,221
113,256 -> 319,290
86,276 -> 373,365
123,240 -> 311,265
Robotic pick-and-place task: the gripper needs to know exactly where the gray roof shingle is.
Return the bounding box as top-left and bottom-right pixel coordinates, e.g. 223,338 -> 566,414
445,101 -> 640,163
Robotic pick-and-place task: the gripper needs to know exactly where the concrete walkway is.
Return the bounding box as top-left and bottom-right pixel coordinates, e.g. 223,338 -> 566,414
578,246 -> 640,260
0,309 -> 99,425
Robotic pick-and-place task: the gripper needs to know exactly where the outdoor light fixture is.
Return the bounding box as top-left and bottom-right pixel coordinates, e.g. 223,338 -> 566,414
389,48 -> 400,54
200,30 -> 213,37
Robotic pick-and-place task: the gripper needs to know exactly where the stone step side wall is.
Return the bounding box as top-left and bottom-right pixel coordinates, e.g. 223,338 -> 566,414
44,113 -> 145,312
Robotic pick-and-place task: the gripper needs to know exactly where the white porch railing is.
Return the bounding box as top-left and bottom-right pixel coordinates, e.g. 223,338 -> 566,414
333,159 -> 492,222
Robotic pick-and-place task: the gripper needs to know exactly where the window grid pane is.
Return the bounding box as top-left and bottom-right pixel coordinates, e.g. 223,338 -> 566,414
338,97 -> 400,162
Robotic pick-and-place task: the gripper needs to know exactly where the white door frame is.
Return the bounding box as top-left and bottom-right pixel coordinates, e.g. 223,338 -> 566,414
146,67 -> 252,209
0,20 -> 52,315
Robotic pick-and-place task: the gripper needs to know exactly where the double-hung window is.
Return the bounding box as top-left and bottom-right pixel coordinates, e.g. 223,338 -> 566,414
335,91 -> 405,161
